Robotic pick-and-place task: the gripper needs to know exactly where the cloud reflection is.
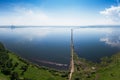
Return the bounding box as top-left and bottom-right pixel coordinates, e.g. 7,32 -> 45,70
11,28 -> 69,42
100,29 -> 120,48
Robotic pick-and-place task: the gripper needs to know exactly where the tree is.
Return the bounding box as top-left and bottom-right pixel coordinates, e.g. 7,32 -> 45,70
0,42 -> 5,52
0,52 -> 9,66
1,68 -> 11,75
6,59 -> 13,68
10,72 -> 19,80
20,65 -> 28,75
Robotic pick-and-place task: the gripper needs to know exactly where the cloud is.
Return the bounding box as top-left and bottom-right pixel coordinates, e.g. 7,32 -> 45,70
1,5 -> 118,26
0,7 -> 81,26
100,6 -> 120,23
0,7 -> 49,26
0,7 -> 86,26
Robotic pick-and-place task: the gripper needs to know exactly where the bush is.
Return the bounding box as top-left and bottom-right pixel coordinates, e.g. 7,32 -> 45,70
1,68 -> 11,75
24,78 -> 32,80
6,59 -> 13,68
12,62 -> 19,70
20,65 -> 28,75
10,72 -> 19,80
0,52 -> 9,66
0,42 -> 5,52
75,77 -> 80,80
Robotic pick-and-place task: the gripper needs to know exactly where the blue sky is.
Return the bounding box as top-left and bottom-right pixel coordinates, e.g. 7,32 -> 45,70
0,0 -> 120,26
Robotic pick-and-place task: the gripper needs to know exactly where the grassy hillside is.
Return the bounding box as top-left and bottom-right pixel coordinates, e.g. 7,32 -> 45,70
0,42 -> 68,80
96,53 -> 120,80
72,52 -> 120,80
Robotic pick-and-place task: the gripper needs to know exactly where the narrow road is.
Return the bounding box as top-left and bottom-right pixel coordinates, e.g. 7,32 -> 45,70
69,29 -> 74,80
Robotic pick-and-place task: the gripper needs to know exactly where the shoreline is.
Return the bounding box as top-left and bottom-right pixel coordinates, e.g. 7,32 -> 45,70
9,51 -> 68,72
0,43 -> 69,80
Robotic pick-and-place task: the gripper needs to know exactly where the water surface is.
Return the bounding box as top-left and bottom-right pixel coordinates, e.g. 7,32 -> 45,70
0,27 -> 71,70
0,27 -> 120,69
74,28 -> 120,62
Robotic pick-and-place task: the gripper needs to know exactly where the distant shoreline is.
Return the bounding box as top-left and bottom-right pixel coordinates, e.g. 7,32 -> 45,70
0,25 -> 120,28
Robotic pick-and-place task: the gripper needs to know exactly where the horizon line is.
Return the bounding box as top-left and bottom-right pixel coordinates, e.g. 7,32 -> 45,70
0,25 -> 120,27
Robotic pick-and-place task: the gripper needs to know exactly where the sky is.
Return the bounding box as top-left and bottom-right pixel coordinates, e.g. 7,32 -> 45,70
0,0 -> 120,26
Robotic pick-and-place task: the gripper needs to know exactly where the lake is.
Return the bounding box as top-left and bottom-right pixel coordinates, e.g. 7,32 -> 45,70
74,27 -> 120,62
0,26 -> 120,69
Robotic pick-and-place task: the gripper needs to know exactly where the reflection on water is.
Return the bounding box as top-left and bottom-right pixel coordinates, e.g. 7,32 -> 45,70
100,29 -> 120,48
0,27 -> 120,69
74,28 -> 120,62
0,27 -> 71,70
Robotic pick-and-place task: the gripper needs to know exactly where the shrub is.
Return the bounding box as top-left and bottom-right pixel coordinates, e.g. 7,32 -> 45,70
10,72 -> 19,80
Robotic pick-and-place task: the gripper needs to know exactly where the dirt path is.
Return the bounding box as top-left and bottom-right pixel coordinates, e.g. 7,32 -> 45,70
69,29 -> 74,80
69,46 -> 74,80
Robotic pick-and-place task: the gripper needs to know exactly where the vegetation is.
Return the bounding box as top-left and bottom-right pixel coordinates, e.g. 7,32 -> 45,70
96,53 -> 120,80
0,42 -> 68,80
72,53 -> 97,80
72,52 -> 120,80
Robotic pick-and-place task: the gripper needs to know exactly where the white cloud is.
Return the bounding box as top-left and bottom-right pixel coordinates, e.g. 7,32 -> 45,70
0,7 -> 81,26
0,7 -> 49,26
0,6 -> 82,26
1,6 -> 119,26
100,6 -> 120,24
0,7 -> 88,26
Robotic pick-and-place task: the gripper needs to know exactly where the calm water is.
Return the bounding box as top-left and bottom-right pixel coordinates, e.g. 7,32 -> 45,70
0,27 -> 120,69
0,27 -> 71,70
74,28 -> 120,62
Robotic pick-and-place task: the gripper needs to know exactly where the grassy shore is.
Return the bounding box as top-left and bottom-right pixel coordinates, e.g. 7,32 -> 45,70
1,42 -> 120,80
72,52 -> 120,80
0,42 -> 68,80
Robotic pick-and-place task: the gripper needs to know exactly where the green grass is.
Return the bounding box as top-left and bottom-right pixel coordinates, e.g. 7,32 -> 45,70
72,53 -> 97,80
96,65 -> 120,80
95,53 -> 120,80
0,51 -> 67,80
72,52 -> 120,80
0,43 -> 68,80
0,73 -> 9,80
7,52 -> 67,80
